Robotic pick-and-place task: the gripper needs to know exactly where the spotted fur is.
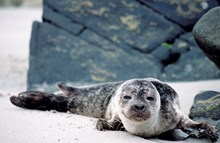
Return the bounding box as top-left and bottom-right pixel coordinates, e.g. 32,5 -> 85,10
10,78 -> 219,142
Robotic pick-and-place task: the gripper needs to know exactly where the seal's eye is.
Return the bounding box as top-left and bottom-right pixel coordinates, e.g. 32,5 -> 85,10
123,95 -> 132,100
146,97 -> 154,101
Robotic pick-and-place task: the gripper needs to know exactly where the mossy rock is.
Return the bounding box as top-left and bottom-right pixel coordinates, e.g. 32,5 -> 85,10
189,91 -> 220,120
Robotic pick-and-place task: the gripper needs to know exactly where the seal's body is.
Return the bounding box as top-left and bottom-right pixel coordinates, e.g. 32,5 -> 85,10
10,78 -> 218,142
64,81 -> 122,118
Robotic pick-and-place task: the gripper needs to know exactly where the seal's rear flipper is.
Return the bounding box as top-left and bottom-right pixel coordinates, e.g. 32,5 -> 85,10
10,91 -> 68,112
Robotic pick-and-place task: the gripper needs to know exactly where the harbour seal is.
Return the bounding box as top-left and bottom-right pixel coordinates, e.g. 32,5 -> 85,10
10,78 -> 219,142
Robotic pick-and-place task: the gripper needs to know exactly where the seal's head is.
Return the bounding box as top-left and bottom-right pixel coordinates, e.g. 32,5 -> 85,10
115,79 -> 161,122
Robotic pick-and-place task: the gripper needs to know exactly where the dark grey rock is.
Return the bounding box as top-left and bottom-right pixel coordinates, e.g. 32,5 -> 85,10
158,129 -> 188,141
43,5 -> 84,35
162,43 -> 220,81
150,32 -> 220,81
189,91 -> 220,133
193,7 -> 220,69
139,0 -> 219,28
179,32 -> 198,47
189,91 -> 220,120
151,43 -> 172,61
44,0 -> 183,52
193,91 -> 220,104
28,21 -> 162,89
171,39 -> 190,54
27,0 -> 220,89
157,39 -> 189,69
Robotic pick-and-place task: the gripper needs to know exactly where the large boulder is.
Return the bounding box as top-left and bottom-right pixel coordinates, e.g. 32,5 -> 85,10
44,0 -> 183,52
28,0 -> 220,89
28,21 -> 162,88
193,7 -> 220,69
189,91 -> 220,131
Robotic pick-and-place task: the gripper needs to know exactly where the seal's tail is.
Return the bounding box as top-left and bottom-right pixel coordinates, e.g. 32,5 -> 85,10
10,91 -> 68,112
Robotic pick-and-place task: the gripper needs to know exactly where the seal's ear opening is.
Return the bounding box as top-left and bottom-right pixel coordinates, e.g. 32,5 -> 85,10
150,80 -> 179,105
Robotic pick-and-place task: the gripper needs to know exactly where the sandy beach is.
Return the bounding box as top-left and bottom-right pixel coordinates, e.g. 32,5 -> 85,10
0,7 -> 42,93
0,8 -> 219,143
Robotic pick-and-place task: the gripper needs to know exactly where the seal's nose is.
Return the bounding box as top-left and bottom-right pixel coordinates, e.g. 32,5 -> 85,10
133,104 -> 146,111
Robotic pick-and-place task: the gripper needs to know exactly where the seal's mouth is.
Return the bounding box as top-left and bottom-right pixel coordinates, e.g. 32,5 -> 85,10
123,111 -> 151,122
133,116 -> 147,122
134,113 -> 151,121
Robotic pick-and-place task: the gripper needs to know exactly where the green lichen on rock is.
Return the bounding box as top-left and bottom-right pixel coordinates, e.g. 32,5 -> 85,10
161,42 -> 172,49
189,93 -> 220,120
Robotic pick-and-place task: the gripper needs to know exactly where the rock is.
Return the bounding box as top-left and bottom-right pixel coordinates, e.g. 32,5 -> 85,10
44,0 -> 183,52
27,0 -> 220,89
193,91 -> 220,104
179,32 -> 198,47
171,39 -> 190,54
139,0 -> 219,29
151,43 -> 172,61
43,5 -> 84,35
146,31 -> 220,82
151,40 -> 188,67
158,129 -> 188,141
189,91 -> 220,120
161,38 -> 220,81
189,91 -> 220,131
193,7 -> 220,69
163,49 -> 220,81
28,21 -> 162,89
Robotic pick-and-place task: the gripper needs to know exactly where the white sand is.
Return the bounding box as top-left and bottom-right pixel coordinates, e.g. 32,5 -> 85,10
0,7 -> 42,93
1,81 -> 219,143
0,8 -> 219,143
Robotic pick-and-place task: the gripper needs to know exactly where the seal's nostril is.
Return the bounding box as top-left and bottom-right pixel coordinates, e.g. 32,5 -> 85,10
134,105 -> 145,111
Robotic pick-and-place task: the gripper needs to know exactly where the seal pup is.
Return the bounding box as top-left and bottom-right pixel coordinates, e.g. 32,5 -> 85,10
10,78 -> 219,142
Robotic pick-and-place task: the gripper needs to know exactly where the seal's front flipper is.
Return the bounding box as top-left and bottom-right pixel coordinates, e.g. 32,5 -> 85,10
178,116 -> 219,142
10,91 -> 68,112
186,122 -> 219,142
96,118 -> 124,131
